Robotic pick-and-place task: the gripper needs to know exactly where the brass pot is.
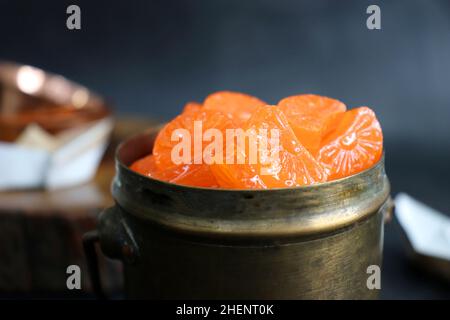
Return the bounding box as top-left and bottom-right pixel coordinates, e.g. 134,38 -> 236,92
84,129 -> 393,299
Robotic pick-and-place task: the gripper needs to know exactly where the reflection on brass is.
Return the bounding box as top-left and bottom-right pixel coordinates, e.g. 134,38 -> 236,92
95,128 -> 392,299
0,61 -> 110,141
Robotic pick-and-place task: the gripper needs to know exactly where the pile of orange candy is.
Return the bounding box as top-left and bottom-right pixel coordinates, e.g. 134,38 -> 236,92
131,92 -> 383,189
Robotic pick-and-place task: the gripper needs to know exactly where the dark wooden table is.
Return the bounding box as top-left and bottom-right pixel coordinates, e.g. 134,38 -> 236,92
0,117 -> 158,295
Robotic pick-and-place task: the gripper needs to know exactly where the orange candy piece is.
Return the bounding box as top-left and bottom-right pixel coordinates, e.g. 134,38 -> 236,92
278,94 -> 346,156
130,154 -> 177,181
318,106 -> 383,180
130,155 -> 218,187
153,108 -> 235,169
130,93 -> 383,188
151,107 -> 235,187
203,91 -> 266,126
210,105 -> 327,189
182,101 -> 202,115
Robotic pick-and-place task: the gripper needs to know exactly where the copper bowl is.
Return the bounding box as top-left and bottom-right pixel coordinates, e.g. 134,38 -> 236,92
0,61 -> 111,142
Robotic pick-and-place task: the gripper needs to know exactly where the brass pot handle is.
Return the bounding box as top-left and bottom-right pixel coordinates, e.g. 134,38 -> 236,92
97,206 -> 140,264
83,205 -> 140,299
82,230 -> 106,299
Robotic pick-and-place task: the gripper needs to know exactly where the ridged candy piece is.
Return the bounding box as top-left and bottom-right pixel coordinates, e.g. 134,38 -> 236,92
182,101 -> 202,114
278,94 -> 346,156
130,155 -> 176,180
152,108 -> 235,187
130,155 -> 218,187
210,105 -> 327,189
203,91 -> 266,126
318,106 -> 383,180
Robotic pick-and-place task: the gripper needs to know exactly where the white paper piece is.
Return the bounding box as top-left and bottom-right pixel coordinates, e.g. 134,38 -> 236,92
0,142 -> 49,190
45,118 -> 113,189
15,123 -> 58,152
45,139 -> 108,190
0,117 -> 113,190
395,193 -> 450,261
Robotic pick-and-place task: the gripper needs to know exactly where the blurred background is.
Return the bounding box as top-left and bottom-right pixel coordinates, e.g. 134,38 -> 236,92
0,0 -> 449,299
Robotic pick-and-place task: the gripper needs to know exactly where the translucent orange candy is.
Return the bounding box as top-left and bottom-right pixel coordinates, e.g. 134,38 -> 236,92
210,105 -> 327,189
203,91 -> 266,126
150,104 -> 234,187
130,154 -> 177,181
318,106 -> 383,180
130,92 -> 383,189
130,154 -> 219,187
278,94 -> 346,156
182,101 -> 202,114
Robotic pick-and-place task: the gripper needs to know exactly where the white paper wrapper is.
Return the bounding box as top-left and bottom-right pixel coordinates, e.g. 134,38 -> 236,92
395,193 -> 450,261
0,118 -> 113,190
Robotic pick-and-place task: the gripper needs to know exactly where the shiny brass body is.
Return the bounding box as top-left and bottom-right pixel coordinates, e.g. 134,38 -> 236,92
97,130 -> 392,299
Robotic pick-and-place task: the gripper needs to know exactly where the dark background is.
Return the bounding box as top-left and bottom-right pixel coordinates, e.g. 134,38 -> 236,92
1,0 -> 449,299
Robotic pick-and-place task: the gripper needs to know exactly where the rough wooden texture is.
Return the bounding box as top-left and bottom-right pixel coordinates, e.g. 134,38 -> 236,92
0,117 -> 158,294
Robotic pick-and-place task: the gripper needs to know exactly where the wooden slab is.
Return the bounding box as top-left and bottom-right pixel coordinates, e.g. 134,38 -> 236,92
0,117 -> 159,294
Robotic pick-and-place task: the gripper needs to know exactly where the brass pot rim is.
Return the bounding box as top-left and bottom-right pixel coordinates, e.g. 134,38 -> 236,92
116,127 -> 385,192
111,129 -> 391,239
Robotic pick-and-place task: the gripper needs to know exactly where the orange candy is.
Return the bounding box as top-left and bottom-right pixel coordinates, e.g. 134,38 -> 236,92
153,108 -> 235,169
130,92 -> 383,189
203,91 -> 266,126
182,102 -> 202,114
318,106 -> 383,180
151,107 -> 235,187
278,94 -> 346,156
130,155 -> 218,187
210,105 -> 327,189
130,154 -> 177,181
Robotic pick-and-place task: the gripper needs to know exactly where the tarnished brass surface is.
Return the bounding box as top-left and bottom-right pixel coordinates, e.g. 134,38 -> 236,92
122,208 -> 383,299
98,130 -> 392,299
